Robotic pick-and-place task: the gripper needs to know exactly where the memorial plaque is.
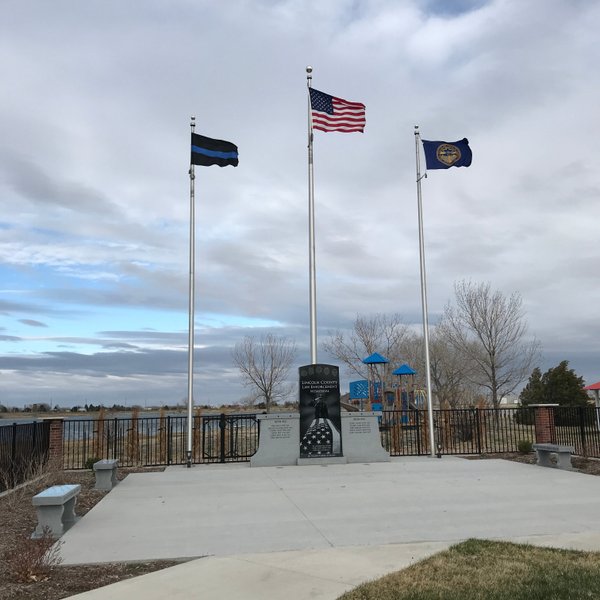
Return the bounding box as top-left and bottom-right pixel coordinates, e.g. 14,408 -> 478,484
250,413 -> 299,467
268,419 -> 293,440
299,364 -> 342,458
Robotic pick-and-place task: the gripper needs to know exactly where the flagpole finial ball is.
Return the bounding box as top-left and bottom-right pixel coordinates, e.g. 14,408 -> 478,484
306,66 -> 313,74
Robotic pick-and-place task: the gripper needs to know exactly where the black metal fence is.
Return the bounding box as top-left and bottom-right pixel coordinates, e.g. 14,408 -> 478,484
7,406 -> 600,476
380,408 -> 537,456
62,413 -> 260,469
0,421 -> 50,492
201,413 -> 260,463
554,406 -> 600,458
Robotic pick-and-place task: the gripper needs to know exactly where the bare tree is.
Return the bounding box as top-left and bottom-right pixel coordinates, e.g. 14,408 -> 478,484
396,324 -> 479,408
232,334 -> 297,412
322,313 -> 411,389
429,322 -> 481,407
443,280 -> 540,409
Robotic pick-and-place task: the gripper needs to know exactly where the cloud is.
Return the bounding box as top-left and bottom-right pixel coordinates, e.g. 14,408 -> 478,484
18,319 -> 47,328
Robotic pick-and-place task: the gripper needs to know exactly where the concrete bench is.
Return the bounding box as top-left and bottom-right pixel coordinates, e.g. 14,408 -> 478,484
32,484 -> 81,539
93,458 -> 119,491
533,443 -> 575,470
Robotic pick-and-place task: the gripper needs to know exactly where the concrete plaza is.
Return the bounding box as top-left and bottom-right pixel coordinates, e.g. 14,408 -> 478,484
61,457 -> 600,599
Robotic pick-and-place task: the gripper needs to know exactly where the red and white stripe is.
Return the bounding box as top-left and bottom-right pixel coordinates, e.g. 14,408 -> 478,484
311,96 -> 366,133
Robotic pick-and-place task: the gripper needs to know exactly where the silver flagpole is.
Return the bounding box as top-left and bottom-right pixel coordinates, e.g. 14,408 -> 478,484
186,116 -> 196,468
306,66 -> 318,365
414,125 -> 436,458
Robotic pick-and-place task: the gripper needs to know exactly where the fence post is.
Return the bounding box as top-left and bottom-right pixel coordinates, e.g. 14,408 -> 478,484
44,418 -> 64,469
474,408 -> 482,454
219,413 -> 227,463
415,409 -> 422,455
578,406 -> 587,457
10,421 -> 17,459
530,404 -> 558,444
167,416 -> 172,465
113,417 -> 118,460
10,422 -> 17,488
201,416 -> 206,462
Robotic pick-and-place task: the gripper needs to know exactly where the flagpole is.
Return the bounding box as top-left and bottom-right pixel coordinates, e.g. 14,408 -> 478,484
414,125 -> 436,458
306,65 -> 317,365
186,116 -> 196,468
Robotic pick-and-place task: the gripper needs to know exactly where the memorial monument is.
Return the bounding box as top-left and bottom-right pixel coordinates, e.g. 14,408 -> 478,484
299,364 -> 342,458
250,363 -> 390,467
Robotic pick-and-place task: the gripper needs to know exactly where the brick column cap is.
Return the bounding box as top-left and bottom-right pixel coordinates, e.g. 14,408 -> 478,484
528,404 -> 559,407
39,416 -> 65,422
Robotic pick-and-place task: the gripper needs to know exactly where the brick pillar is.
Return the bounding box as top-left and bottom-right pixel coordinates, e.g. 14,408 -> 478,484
45,418 -> 64,464
530,404 -> 558,444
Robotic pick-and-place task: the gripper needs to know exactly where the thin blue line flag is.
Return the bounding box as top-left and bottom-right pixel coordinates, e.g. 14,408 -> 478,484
191,133 -> 238,167
422,138 -> 472,170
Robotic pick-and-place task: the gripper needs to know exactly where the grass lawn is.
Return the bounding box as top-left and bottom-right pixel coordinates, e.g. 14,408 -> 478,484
338,539 -> 600,600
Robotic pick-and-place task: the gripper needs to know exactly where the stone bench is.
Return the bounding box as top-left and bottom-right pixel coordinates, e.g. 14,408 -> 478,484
32,484 -> 81,539
93,458 -> 119,491
533,443 -> 575,470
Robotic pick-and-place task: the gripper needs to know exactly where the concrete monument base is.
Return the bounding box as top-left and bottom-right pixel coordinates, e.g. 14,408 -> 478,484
250,411 -> 389,467
341,412 -> 390,463
250,413 -> 300,467
297,456 -> 348,466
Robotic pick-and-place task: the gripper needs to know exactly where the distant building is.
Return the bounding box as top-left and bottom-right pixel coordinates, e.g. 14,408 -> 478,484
499,395 -> 520,407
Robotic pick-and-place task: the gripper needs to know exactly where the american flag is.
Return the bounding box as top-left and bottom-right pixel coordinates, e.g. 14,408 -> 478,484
300,421 -> 333,456
309,88 -> 366,133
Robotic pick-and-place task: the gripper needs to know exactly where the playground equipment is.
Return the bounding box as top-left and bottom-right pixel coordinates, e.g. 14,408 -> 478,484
392,364 -> 419,425
379,365 -> 432,454
414,389 -> 426,408
349,379 -> 369,411
362,352 -> 389,411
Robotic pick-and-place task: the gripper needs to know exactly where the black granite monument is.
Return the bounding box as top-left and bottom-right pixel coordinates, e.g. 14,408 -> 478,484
299,364 -> 342,458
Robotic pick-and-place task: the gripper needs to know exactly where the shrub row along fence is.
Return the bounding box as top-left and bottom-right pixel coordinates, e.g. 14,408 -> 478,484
62,413 -> 259,469
0,420 -> 50,492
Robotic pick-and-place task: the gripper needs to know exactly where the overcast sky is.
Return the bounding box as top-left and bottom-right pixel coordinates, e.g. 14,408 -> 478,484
1,0 -> 599,409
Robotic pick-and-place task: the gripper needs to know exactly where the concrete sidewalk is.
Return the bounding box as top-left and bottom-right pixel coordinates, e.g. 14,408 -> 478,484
62,457 -> 600,599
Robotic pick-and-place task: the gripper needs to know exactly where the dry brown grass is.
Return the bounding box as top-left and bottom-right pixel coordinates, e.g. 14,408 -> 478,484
339,539 -> 600,600
3,527 -> 63,583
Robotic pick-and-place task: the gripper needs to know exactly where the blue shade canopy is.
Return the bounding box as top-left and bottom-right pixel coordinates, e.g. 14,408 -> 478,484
362,352 -> 389,364
393,364 -> 416,376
